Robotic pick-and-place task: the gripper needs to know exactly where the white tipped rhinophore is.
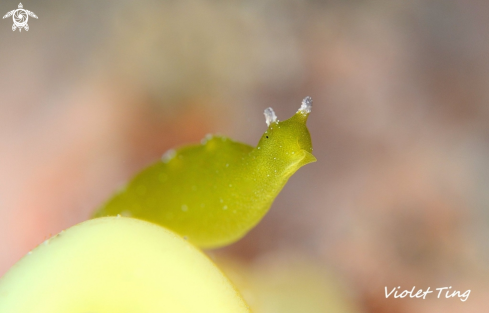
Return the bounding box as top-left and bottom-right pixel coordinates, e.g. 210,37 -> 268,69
298,96 -> 313,114
264,107 -> 278,126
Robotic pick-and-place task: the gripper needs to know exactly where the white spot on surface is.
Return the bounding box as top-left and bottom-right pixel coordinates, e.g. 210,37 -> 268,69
201,134 -> 213,144
121,210 -> 132,217
181,204 -> 188,212
115,182 -> 127,193
298,96 -> 313,114
161,149 -> 176,163
223,205 -> 228,210
264,107 -> 278,126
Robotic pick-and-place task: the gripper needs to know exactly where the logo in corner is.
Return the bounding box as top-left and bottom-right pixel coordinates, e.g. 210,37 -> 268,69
3,3 -> 37,32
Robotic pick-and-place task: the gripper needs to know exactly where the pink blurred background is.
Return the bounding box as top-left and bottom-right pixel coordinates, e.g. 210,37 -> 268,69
2,1 -> 489,312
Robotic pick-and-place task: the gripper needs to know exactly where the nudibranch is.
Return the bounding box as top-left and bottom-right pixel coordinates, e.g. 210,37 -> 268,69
93,97 -> 316,248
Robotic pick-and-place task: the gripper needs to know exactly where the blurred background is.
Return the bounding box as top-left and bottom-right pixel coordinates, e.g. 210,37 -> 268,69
1,0 -> 489,312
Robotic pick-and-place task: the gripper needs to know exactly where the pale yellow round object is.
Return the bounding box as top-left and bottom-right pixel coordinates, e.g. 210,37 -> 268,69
0,217 -> 250,313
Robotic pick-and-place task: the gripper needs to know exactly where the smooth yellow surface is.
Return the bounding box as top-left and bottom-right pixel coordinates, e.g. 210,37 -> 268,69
0,217 -> 250,313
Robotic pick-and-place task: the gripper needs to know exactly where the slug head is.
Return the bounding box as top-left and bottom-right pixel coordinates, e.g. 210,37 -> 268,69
255,97 -> 316,178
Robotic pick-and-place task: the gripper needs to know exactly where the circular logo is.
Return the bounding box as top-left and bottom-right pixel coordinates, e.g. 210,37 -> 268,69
13,9 -> 28,27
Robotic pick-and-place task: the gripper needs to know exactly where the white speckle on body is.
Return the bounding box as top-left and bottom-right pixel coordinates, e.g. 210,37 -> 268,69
161,149 -> 176,163
121,210 -> 132,217
115,182 -> 126,193
181,204 -> 188,212
201,134 -> 213,144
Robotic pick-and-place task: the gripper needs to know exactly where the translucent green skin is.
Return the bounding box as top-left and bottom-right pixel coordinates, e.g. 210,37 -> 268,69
93,111 -> 315,248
